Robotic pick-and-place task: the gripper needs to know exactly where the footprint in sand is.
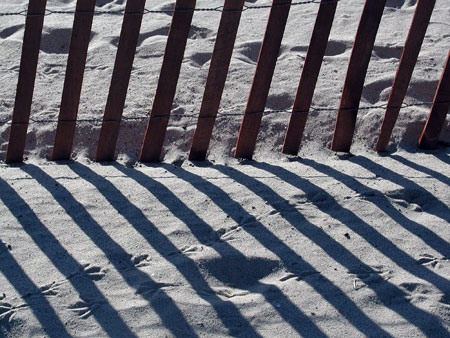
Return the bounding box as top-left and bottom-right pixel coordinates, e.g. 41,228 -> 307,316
386,0 -> 417,9
23,281 -> 59,299
198,256 -> 283,289
234,41 -> 261,64
131,253 -> 151,268
40,28 -> 73,54
181,244 -> 204,254
416,254 -> 448,268
189,52 -> 212,68
279,270 -> 320,282
69,297 -> 105,320
0,25 -> 23,40
0,302 -> 14,323
135,281 -> 178,296
324,40 -> 350,57
70,263 -> 107,281
96,0 -> 125,7
372,44 -> 403,59
386,188 -> 429,212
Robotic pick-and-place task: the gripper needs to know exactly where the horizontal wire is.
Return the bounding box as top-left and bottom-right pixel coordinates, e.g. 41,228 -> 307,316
0,0 -> 338,17
0,101 -> 446,126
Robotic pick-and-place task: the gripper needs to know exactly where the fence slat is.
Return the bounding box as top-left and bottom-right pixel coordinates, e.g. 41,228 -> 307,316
418,50 -> 450,149
188,0 -> 245,161
375,0 -> 435,152
95,0 -> 146,162
51,0 -> 96,161
5,0 -> 47,163
282,0 -> 337,155
233,0 -> 291,159
139,0 -> 196,162
330,0 -> 386,152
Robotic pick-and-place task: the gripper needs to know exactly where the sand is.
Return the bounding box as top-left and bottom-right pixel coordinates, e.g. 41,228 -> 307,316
0,0 -> 449,337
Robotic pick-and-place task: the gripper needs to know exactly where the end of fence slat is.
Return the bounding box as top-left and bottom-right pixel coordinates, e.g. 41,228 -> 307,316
189,0 -> 245,161
52,122 -> 77,161
282,112 -> 309,155
5,0 -> 47,163
139,0 -> 196,163
331,0 -> 386,153
234,113 -> 263,159
5,124 -> 29,163
418,51 -> 450,149
375,0 -> 436,152
189,118 -> 216,161
52,0 -> 96,161
234,0 -> 291,159
282,0 -> 337,155
139,118 -> 170,162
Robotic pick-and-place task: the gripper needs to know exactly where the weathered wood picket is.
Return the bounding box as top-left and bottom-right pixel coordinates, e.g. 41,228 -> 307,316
3,0 -> 448,164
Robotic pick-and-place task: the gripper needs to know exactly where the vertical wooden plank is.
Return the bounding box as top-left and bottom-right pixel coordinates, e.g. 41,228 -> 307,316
188,0 -> 245,161
139,0 -> 196,162
5,0 -> 47,163
52,0 -> 96,161
375,0 -> 436,152
418,50 -> 450,149
282,0 -> 337,155
95,0 -> 146,162
330,0 -> 386,152
234,0 -> 291,159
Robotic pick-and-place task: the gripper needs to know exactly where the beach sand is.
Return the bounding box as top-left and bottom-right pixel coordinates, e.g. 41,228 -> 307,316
0,0 -> 449,336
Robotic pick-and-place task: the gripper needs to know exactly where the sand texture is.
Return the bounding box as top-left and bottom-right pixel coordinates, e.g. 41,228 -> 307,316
0,0 -> 449,337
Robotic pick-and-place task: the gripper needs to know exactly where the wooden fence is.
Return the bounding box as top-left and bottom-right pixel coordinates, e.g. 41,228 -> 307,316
3,0 -> 449,164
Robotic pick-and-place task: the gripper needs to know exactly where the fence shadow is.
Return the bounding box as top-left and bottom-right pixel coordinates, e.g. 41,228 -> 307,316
2,158 -> 448,337
389,154 -> 450,186
21,164 -> 199,338
0,234 -> 70,337
162,163 -> 393,337
113,163 -> 326,338
0,174 -> 136,338
66,162 -> 262,338
211,161 -> 449,337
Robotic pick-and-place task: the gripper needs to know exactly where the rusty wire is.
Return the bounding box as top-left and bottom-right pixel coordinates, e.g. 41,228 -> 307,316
0,0 -> 339,17
0,100 -> 447,126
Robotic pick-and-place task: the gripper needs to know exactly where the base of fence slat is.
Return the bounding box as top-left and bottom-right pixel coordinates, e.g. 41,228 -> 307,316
52,0 -> 96,161
282,0 -> 337,155
139,0 -> 196,163
52,121 -> 78,161
418,51 -> 450,149
95,0 -> 146,162
234,0 -> 291,159
330,0 -> 386,153
5,0 -> 47,163
189,0 -> 244,162
375,0 -> 435,152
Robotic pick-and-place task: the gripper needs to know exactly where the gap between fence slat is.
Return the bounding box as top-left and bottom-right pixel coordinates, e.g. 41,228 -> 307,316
5,0 -> 47,163
234,0 -> 292,159
52,0 -> 96,161
418,50 -> 450,149
330,0 -> 386,153
188,0 -> 245,161
139,0 -> 196,163
375,0 -> 436,152
95,0 -> 146,162
282,0 -> 337,156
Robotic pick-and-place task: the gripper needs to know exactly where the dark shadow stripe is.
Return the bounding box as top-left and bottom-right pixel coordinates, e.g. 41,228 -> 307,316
22,164 -> 196,338
0,176 -> 135,338
0,243 -> 70,337
68,162 -> 261,338
163,164 -> 392,338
